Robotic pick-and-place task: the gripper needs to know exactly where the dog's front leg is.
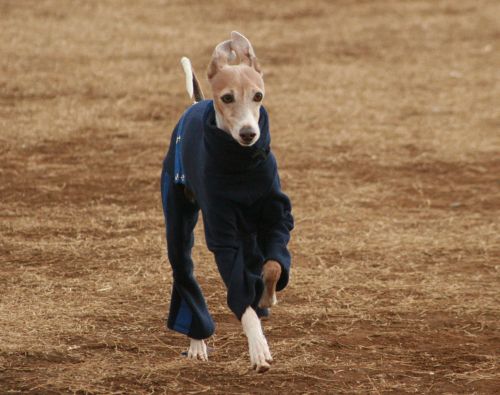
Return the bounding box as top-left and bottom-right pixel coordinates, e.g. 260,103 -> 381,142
241,306 -> 272,372
258,260 -> 282,309
187,338 -> 208,361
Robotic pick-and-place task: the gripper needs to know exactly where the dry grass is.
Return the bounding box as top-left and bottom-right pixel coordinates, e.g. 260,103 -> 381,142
1,0 -> 499,393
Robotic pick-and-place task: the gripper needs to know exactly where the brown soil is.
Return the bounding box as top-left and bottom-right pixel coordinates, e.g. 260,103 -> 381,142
1,0 -> 499,393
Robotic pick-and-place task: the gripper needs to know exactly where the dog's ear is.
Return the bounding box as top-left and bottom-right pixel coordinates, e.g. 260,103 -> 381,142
207,40 -> 235,79
230,31 -> 261,74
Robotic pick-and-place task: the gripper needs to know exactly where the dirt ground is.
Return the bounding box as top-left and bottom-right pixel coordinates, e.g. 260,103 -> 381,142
1,0 -> 499,393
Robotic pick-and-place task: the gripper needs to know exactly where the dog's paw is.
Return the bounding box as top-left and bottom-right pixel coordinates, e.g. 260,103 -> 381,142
187,338 -> 208,361
248,333 -> 273,373
258,288 -> 277,309
241,306 -> 273,373
258,260 -> 281,309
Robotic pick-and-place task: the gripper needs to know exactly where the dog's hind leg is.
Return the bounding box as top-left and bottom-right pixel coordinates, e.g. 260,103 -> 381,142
187,338 -> 208,361
161,168 -> 215,359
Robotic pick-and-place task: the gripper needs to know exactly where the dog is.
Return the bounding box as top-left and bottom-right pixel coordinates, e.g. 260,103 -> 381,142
160,31 -> 293,373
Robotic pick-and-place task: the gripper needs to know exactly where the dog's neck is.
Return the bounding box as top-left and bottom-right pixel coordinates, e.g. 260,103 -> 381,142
214,109 -> 229,133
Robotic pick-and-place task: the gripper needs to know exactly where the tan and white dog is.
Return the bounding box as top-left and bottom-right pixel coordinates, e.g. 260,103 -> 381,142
174,31 -> 284,373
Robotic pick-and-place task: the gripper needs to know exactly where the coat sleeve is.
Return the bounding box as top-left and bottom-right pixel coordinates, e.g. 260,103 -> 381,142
258,175 -> 294,291
203,203 -> 265,320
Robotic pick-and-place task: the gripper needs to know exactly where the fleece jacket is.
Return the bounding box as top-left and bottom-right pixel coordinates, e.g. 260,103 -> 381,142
161,99 -> 293,339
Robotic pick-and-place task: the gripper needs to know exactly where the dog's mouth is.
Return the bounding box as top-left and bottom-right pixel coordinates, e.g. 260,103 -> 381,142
238,138 -> 257,147
236,130 -> 259,147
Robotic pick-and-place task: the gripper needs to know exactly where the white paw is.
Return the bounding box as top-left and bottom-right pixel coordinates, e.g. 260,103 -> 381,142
187,338 -> 208,361
241,307 -> 273,373
248,332 -> 272,372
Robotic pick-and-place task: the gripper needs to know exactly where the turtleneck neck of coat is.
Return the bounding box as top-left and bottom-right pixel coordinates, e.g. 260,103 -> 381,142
203,101 -> 271,174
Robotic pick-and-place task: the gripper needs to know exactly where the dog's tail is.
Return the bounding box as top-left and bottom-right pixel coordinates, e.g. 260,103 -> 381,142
180,57 -> 204,103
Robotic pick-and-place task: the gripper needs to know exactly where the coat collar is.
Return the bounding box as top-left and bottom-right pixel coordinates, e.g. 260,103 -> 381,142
203,101 -> 271,174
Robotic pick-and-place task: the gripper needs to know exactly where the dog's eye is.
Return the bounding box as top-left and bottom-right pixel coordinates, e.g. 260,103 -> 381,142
221,94 -> 234,104
253,92 -> 263,102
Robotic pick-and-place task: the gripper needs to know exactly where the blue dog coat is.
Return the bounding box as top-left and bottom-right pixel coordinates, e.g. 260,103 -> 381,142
161,100 -> 293,339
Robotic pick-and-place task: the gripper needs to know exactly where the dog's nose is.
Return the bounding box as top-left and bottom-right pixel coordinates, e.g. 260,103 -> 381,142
239,126 -> 256,144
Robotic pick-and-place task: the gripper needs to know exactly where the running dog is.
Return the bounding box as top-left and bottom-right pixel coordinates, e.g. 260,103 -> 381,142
160,31 -> 293,373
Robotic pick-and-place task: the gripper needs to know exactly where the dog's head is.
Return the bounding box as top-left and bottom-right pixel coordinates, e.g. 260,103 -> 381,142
207,31 -> 264,147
